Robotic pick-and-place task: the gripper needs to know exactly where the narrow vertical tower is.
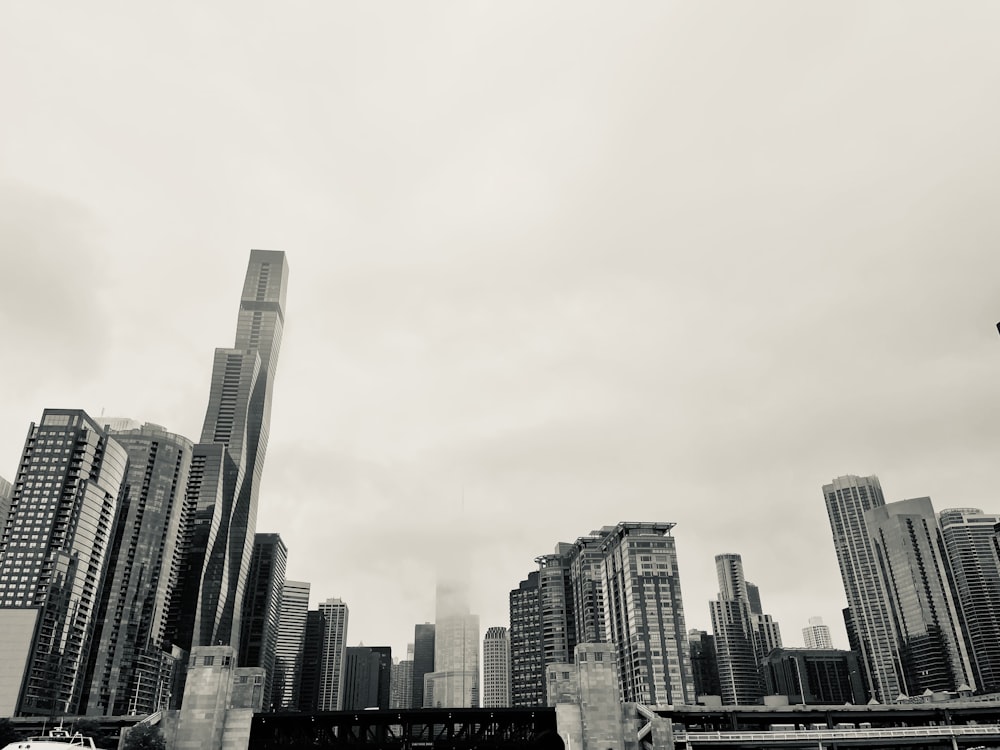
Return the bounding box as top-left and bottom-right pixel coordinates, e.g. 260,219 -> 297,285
482,626 -> 511,707
183,250 -> 288,651
272,580 -> 311,711
823,474 -> 902,702
318,597 -> 349,710
238,533 -> 288,710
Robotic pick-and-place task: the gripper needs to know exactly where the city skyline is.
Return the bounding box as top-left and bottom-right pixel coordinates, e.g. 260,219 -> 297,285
4,2 -> 1000,663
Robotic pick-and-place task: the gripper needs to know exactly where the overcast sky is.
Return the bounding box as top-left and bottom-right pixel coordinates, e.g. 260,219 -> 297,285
3,2 -> 1000,661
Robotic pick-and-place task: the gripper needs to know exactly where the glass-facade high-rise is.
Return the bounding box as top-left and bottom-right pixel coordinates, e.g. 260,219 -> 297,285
411,622 -> 435,709
823,474 -> 903,703
0,409 -> 129,716
425,580 -> 479,707
939,508 -> 1000,693
176,250 -> 288,652
238,533 -> 288,710
866,497 -> 974,695
82,422 -> 194,716
318,597 -> 349,710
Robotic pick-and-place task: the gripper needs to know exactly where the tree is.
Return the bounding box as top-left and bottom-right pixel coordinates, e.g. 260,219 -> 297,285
120,723 -> 165,750
0,719 -> 21,747
73,719 -> 113,750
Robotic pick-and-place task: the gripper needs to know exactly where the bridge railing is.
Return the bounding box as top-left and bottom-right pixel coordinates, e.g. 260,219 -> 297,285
676,723 -> 1000,743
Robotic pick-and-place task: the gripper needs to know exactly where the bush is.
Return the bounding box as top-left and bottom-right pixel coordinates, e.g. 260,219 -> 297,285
120,723 -> 166,750
0,719 -> 21,746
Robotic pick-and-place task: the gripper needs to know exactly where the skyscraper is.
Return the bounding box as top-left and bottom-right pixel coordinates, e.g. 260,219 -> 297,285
177,250 -> 288,652
238,533 -> 288,710
425,579 -> 479,707
299,608 -> 327,712
342,646 -> 392,710
802,617 -> 834,650
318,597 -> 349,710
688,630 -> 721,701
0,409 -> 129,716
0,476 -> 12,543
411,622 -> 435,709
509,572 -> 542,707
273,579 -> 310,711
390,646 -> 414,709
483,626 -> 511,708
710,553 -> 781,705
82,422 -> 194,716
601,522 -> 693,705
939,508 -> 1000,693
866,497 -> 974,694
823,474 -> 902,702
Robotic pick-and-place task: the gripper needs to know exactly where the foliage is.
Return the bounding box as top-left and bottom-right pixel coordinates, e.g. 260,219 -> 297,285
120,723 -> 166,750
0,719 -> 21,746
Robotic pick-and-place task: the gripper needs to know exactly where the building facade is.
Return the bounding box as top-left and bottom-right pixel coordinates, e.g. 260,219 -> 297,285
342,646 -> 392,710
238,533 -> 288,710
483,626 -> 511,707
0,409 -> 129,716
803,617 -> 834,650
425,580 -> 479,707
823,474 -> 903,703
688,629 -> 721,701
411,623 -> 435,709
763,648 -> 865,705
509,572 -> 542,707
177,250 -> 288,653
82,422 -> 194,716
272,579 -> 310,711
866,497 -> 974,695
601,522 -> 694,705
939,508 -> 1000,694
299,609 -> 326,711
390,647 -> 414,709
318,597 -> 349,710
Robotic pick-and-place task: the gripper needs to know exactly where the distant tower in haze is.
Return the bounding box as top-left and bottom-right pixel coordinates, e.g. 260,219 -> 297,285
710,553 -> 781,705
866,497 -> 974,694
175,250 -> 288,652
238,533 -> 288,709
425,580 -> 479,707
318,597 -> 349,710
0,409 -> 128,716
273,580 -> 310,710
411,623 -> 435,709
483,626 -> 511,707
83,421 -> 194,716
823,474 -> 903,702
939,508 -> 1000,693
802,617 -> 834,650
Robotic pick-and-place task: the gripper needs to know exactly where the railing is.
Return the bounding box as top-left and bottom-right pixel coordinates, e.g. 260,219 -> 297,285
676,723 -> 1000,744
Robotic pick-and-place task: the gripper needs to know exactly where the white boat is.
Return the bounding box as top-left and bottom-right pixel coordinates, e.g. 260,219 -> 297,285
1,727 -> 100,750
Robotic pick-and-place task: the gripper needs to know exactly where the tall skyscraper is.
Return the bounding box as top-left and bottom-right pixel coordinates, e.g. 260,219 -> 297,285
688,630 -> 721,700
802,617 -> 834,650
425,580 -> 479,707
866,497 -> 974,694
710,553 -> 781,705
0,475 -> 12,543
272,579 -> 310,711
940,508 -> 1000,693
823,474 -> 903,703
318,597 -> 349,710
0,409 -> 129,716
238,533 -> 288,710
509,572 -> 542,707
82,422 -> 195,716
601,522 -> 693,705
299,609 -> 326,712
483,626 -> 511,707
411,622 -> 435,709
176,250 -> 288,652
342,646 -> 392,710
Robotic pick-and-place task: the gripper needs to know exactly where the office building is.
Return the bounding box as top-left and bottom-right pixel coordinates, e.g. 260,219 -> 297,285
425,580 -> 479,707
318,597 -> 349,710
509,571 -> 543,707
390,647 -> 414,709
866,497 -> 974,694
710,553 -> 781,705
567,528 -> 613,646
688,630 -> 721,701
299,609 -> 326,712
342,646 -> 392,710
483,626 -> 511,707
601,522 -> 694,705
411,623 -> 435,709
803,617 -> 834,650
823,474 -> 903,702
82,422 -> 195,716
0,476 -> 11,543
940,508 -> 1000,694
238,533 -> 288,710
176,250 -> 288,652
0,409 -> 128,716
763,648 -> 865,705
272,580 -> 310,711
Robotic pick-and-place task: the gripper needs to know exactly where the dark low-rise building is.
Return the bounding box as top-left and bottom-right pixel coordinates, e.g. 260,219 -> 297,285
764,647 -> 865,705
